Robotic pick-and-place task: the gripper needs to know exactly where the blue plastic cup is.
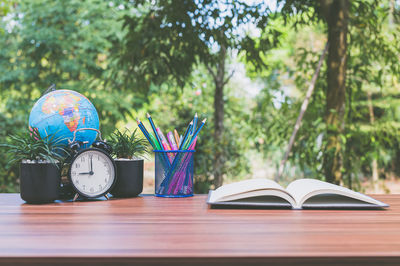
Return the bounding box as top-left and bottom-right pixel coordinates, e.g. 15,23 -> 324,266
154,150 -> 194,197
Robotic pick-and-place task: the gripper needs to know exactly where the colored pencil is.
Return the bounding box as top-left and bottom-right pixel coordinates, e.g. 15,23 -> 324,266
187,118 -> 206,147
136,119 -> 155,149
183,134 -> 192,150
170,139 -> 197,194
162,121 -> 193,187
138,112 -> 207,196
147,113 -> 163,151
147,113 -> 171,167
173,129 -> 180,146
156,127 -> 171,150
157,128 -> 174,162
149,132 -> 161,150
167,131 -> 178,150
178,121 -> 193,150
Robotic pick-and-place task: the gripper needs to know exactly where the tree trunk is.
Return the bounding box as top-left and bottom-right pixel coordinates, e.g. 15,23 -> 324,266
213,80 -> 224,188
322,0 -> 349,185
209,43 -> 227,188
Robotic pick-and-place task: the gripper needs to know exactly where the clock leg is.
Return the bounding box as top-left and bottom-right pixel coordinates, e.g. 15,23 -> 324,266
104,194 -> 109,200
73,193 -> 79,202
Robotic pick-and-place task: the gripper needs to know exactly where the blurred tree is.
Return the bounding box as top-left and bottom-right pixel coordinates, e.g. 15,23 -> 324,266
277,0 -> 351,184
117,0 -> 279,187
320,0 -> 349,184
0,0 -> 131,191
0,0 -> 133,134
249,0 -> 400,187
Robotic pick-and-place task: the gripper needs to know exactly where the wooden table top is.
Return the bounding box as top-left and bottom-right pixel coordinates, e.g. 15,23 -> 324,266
0,193 -> 399,265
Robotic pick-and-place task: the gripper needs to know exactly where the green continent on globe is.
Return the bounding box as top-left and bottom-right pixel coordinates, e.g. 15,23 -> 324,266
41,92 -> 82,132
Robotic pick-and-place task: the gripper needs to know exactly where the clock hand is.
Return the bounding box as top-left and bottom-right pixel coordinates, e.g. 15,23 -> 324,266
88,155 -> 90,173
89,155 -> 94,175
78,172 -> 91,175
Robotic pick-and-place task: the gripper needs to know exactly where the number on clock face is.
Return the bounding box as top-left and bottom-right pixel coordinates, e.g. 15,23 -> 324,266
70,150 -> 115,197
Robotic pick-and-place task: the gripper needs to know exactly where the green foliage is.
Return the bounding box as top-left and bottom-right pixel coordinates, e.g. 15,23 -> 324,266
1,0 -> 399,193
116,0 -> 276,188
0,0 -> 131,135
248,0 -> 400,189
108,128 -> 149,159
0,0 -> 131,191
0,128 -> 68,167
117,0 -> 275,90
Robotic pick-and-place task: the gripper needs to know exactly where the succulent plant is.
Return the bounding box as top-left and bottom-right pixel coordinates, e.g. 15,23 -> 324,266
0,128 -> 68,167
108,128 -> 149,159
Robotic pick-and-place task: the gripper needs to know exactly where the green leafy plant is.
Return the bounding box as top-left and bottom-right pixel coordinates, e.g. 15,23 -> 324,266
0,128 -> 68,167
109,128 -> 149,159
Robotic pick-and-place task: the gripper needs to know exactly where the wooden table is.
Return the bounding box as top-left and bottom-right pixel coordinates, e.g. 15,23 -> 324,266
0,194 -> 399,265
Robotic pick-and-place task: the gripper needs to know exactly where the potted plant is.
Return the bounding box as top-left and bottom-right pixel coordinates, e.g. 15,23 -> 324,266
1,128 -> 67,204
108,128 -> 149,198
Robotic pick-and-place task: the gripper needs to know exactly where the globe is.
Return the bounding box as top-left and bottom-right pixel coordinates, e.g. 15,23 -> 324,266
29,89 -> 100,147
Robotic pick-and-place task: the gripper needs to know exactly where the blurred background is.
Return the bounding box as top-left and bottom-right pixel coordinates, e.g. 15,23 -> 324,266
1,0 -> 400,194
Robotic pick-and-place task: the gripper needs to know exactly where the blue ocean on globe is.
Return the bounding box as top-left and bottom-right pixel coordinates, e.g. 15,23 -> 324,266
29,89 -> 100,148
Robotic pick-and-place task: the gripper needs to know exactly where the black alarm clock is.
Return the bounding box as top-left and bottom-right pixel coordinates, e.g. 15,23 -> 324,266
67,128 -> 116,201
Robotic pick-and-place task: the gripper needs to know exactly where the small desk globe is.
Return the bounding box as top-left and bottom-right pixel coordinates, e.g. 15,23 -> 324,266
29,89 -> 100,147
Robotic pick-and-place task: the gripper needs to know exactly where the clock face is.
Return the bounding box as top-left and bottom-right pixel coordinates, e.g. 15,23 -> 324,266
69,149 -> 116,198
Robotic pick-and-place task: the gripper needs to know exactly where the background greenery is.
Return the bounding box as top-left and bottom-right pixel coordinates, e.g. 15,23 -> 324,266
1,0 -> 399,193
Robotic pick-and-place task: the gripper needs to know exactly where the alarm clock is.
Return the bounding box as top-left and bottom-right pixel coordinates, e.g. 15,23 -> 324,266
67,128 -> 116,201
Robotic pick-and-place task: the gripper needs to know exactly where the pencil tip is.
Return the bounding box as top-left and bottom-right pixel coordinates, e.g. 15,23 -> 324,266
146,113 -> 150,117
190,121 -> 193,124
203,118 -> 207,123
195,112 -> 198,117
136,119 -> 140,124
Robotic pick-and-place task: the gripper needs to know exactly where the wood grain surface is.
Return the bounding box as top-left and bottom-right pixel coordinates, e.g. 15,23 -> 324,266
0,194 -> 399,265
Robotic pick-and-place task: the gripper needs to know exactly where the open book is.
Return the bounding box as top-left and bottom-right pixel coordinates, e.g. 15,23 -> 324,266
207,178 -> 388,209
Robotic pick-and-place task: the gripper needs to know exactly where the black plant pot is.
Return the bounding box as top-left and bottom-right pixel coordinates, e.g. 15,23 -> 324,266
20,161 -> 61,204
111,159 -> 143,198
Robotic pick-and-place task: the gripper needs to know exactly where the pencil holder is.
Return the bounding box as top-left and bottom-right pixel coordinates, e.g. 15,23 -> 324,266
154,150 -> 194,198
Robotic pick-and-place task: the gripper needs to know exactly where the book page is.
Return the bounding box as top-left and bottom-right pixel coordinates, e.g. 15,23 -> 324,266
286,179 -> 388,208
209,178 -> 288,203
301,194 -> 387,208
212,189 -> 296,207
